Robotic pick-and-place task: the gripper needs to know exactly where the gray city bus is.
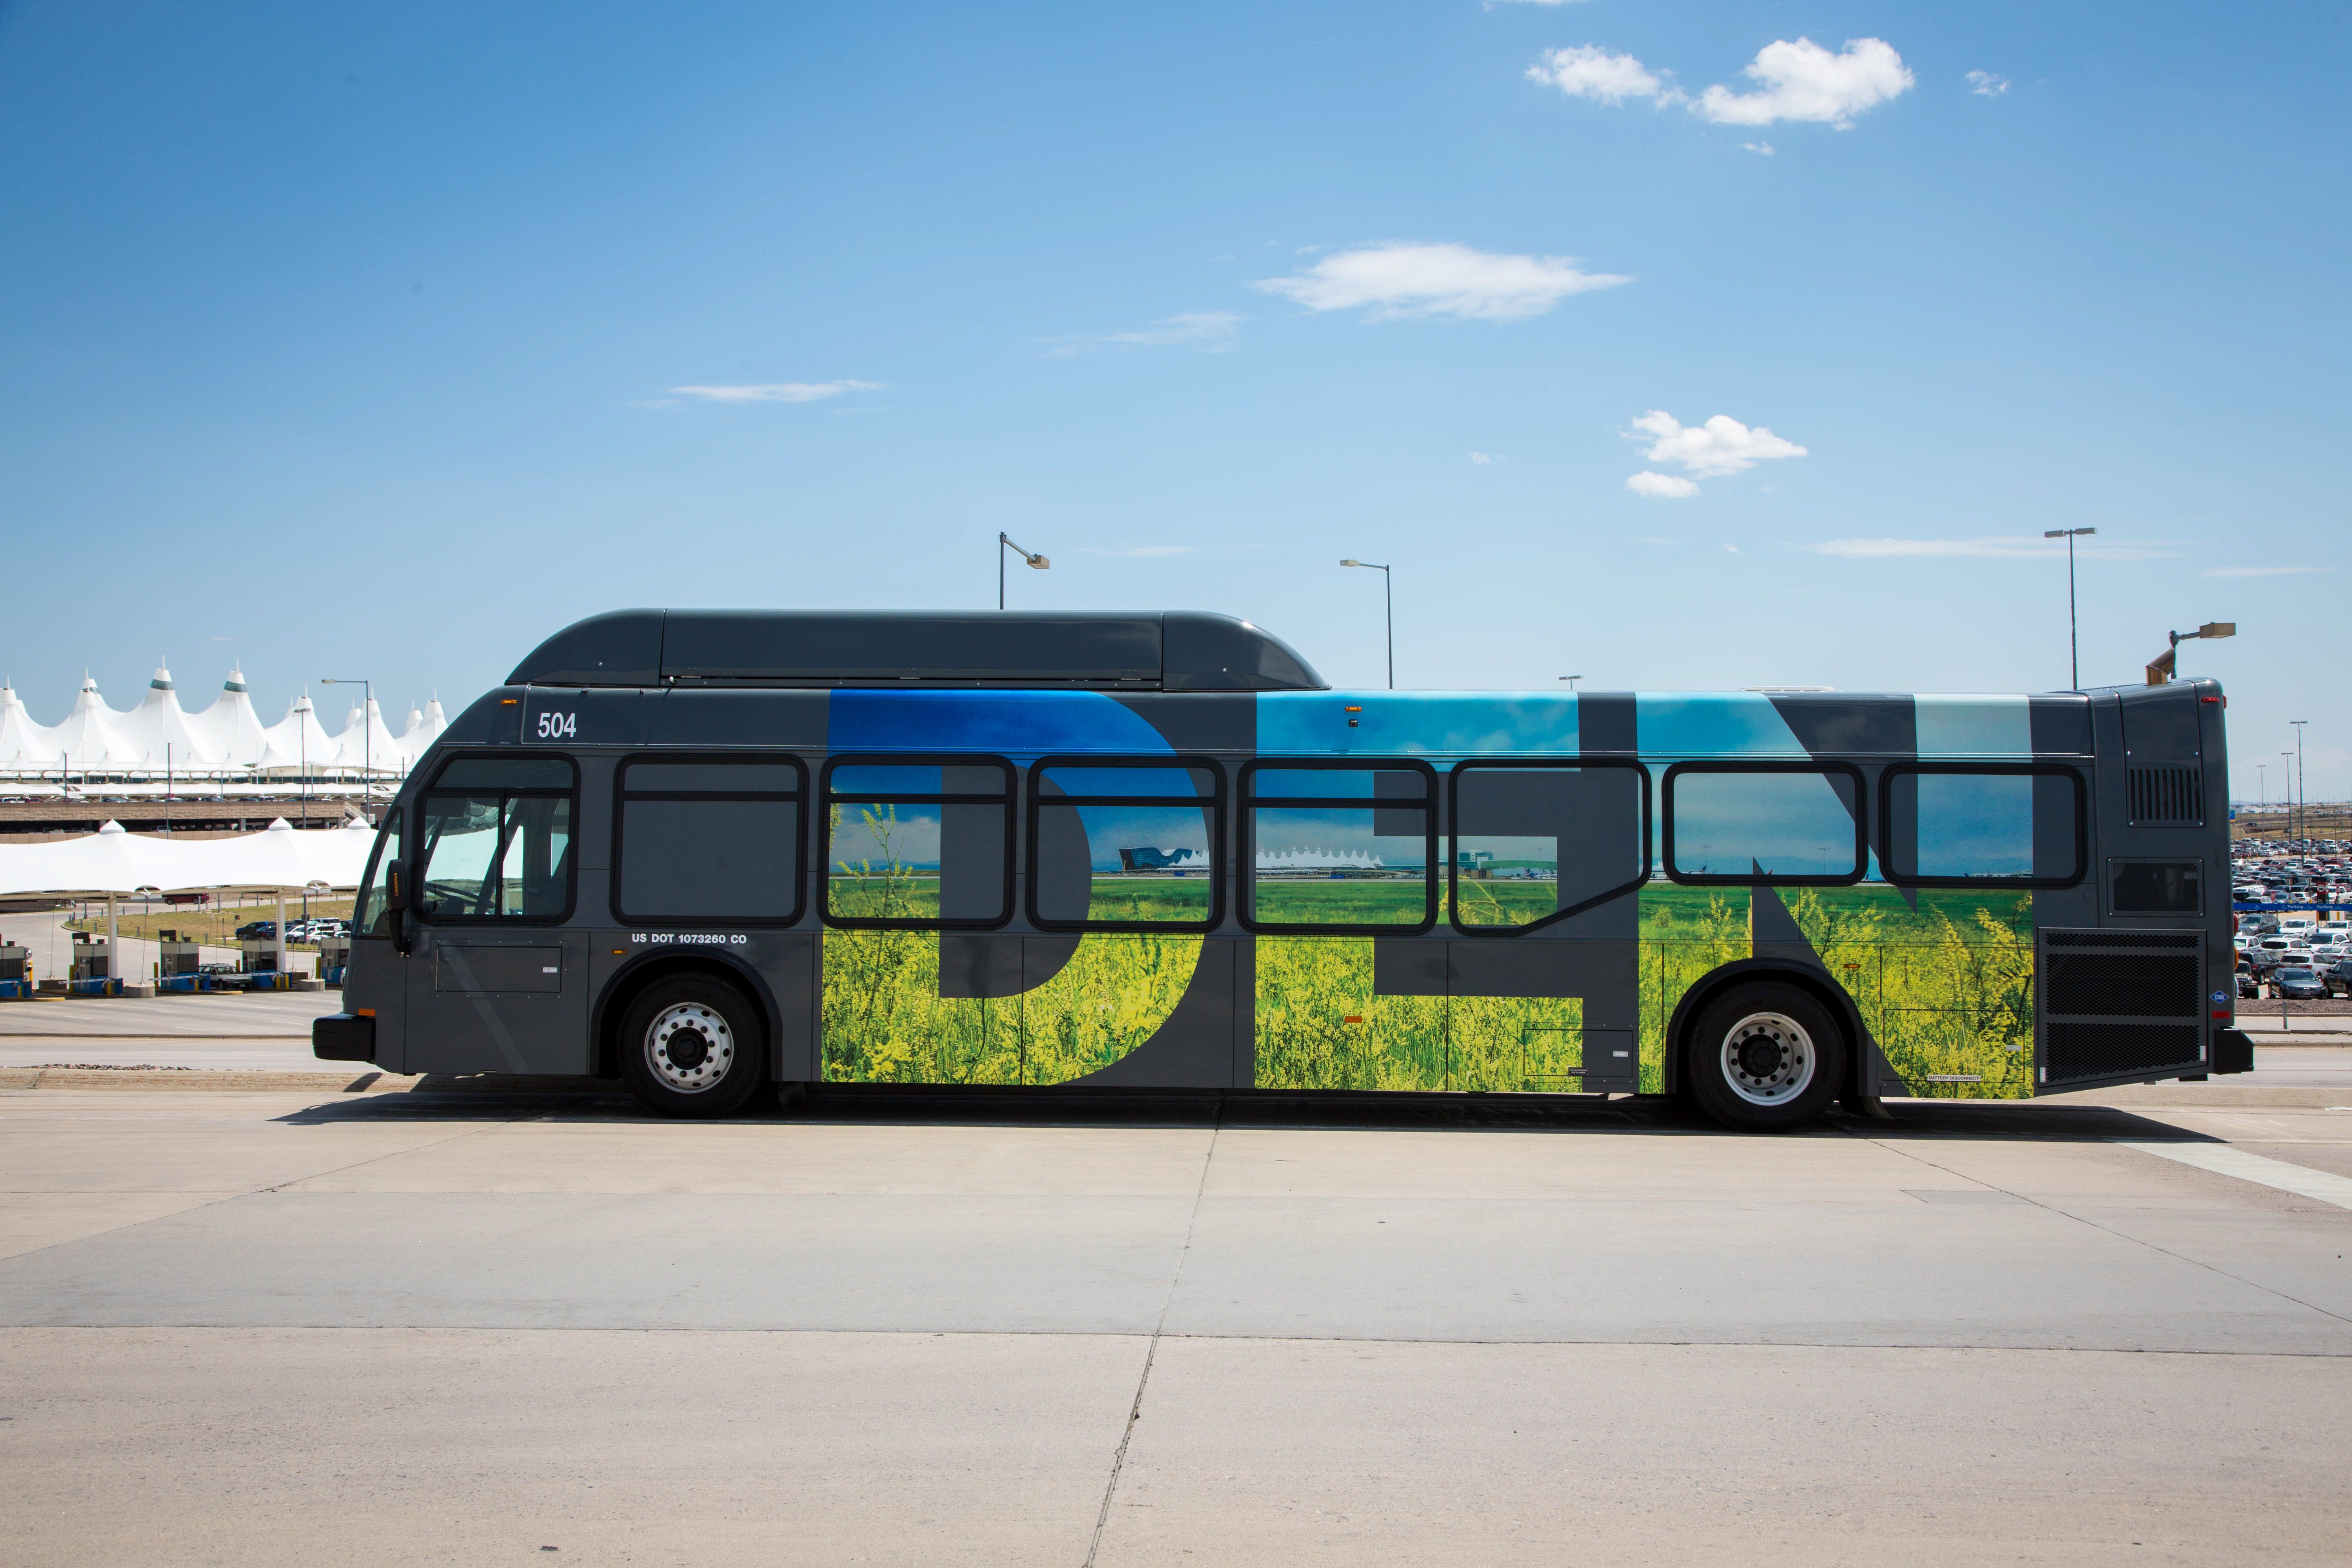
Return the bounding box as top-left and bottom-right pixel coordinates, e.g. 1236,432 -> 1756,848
316,609 -> 2251,1128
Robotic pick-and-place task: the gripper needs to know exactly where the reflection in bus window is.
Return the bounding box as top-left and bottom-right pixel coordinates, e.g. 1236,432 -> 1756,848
1451,764 -> 1644,929
1032,762 -> 1218,929
353,809 -> 403,939
416,761 -> 575,920
1668,768 -> 1860,883
1883,768 -> 2080,884
1245,764 -> 1432,931
823,759 -> 1011,929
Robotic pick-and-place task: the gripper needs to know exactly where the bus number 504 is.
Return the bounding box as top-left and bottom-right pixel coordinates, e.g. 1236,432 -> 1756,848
535,711 -> 577,739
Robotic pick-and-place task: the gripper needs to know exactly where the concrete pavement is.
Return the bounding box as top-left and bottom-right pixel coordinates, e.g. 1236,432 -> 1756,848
0,1079 -> 2348,1564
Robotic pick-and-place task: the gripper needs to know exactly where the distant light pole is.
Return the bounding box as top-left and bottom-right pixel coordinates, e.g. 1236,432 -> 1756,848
2256,763 -> 2265,812
2292,720 -> 2308,845
322,678 -> 372,820
2283,752 -> 2296,845
1339,560 -> 1393,690
1559,675 -> 1582,691
2043,528 -> 2096,688
998,534 -> 1049,610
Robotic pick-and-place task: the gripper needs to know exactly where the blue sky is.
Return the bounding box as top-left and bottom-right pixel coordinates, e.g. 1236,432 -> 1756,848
2,2 -> 2343,798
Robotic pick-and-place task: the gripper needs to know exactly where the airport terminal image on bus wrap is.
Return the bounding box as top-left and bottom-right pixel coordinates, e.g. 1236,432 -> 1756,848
317,608 -> 2249,1129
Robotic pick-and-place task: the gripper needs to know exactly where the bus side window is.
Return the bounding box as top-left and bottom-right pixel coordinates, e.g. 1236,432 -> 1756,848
1664,764 -> 1865,885
1882,766 -> 2082,886
1450,763 -> 1646,931
616,758 -> 805,924
414,756 -> 577,921
1241,761 -> 1437,933
822,757 -> 1014,929
1030,760 -> 1222,931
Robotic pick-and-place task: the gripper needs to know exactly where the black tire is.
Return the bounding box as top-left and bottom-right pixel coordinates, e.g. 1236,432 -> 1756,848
617,975 -> 768,1119
1683,981 -> 1846,1132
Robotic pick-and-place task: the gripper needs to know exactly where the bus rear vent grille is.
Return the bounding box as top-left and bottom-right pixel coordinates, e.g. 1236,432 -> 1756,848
2039,928 -> 2205,1087
2127,765 -> 2203,826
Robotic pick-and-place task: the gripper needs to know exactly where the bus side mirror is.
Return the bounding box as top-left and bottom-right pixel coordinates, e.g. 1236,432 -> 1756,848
384,866 -> 409,915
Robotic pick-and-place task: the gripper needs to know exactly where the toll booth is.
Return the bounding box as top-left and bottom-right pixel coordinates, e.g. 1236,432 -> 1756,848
241,935 -> 294,991
156,931 -> 206,993
70,933 -> 118,996
0,942 -> 29,1000
316,934 -> 351,986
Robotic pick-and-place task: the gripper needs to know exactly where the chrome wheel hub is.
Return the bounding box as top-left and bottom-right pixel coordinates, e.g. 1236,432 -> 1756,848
1719,1011 -> 1813,1106
646,1002 -> 734,1094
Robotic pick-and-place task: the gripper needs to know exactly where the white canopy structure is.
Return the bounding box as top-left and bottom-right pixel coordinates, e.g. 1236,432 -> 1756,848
45,677 -> 142,772
330,697 -> 403,775
0,818 -> 377,898
0,683 -> 58,768
0,666 -> 431,784
258,693 -> 341,780
183,667 -> 270,768
118,662 -> 220,771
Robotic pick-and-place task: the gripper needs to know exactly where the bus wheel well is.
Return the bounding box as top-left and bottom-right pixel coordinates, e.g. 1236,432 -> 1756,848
595,956 -> 772,1081
1666,961 -> 1866,1105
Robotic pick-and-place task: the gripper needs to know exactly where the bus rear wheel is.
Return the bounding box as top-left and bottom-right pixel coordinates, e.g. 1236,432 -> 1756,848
1685,982 -> 1845,1132
619,976 -> 767,1119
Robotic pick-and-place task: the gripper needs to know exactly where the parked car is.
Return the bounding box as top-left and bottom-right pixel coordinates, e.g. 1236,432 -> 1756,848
2238,966 -> 2264,999
2325,958 -> 2352,999
2273,966 -> 2328,1000
234,920 -> 277,941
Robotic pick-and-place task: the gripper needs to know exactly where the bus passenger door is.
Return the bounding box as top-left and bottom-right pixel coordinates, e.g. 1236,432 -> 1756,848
403,764 -> 590,1076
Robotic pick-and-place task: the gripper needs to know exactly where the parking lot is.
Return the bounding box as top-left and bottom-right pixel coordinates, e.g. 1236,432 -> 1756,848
2,1009 -> 2349,1565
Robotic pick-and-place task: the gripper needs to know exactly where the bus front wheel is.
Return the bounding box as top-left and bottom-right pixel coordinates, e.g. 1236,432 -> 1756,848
619,976 -> 768,1119
1684,982 -> 1845,1132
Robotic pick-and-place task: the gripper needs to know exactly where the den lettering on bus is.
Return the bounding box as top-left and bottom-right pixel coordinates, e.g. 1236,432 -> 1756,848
628,932 -> 749,946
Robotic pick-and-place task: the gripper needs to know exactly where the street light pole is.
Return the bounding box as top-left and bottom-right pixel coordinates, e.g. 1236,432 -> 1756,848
2044,528 -> 2096,688
322,679 -> 372,822
998,534 -> 1050,610
2292,720 -> 2308,845
1339,560 -> 1393,690
1559,675 -> 1583,691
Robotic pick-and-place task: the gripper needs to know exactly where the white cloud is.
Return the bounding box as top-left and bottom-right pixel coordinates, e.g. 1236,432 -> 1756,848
1050,312 -> 1239,356
1744,140 -> 1775,156
1254,242 -> 1630,321
2203,565 -> 2333,578
1081,545 -> 1196,558
1966,70 -> 2010,97
668,380 -> 884,403
1628,410 -> 1807,479
1469,451 -> 1494,465
1722,543 -> 1742,554
1695,38 -> 1914,129
1526,46 -> 1681,106
1626,472 -> 1700,499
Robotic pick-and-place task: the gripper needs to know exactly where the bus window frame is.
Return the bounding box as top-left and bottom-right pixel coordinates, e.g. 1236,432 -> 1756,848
1025,755 -> 1226,934
1661,760 -> 1869,888
1877,762 -> 2088,890
611,751 -> 811,928
1237,756 -> 1440,937
410,749 -> 581,926
818,752 -> 1018,931
1446,758 -> 1652,937
352,806 -> 403,941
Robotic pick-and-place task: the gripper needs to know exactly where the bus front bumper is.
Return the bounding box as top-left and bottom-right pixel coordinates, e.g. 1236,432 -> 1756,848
313,1012 -> 376,1062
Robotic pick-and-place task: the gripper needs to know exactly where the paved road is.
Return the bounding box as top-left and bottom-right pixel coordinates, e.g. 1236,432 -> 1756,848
0,1076 -> 2347,1565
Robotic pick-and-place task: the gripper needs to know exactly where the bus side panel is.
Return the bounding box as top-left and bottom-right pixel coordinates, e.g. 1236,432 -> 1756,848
1790,885 -> 2037,1099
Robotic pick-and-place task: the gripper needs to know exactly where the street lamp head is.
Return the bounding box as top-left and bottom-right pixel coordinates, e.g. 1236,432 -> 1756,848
2198,621 -> 2235,639
2043,530 -> 2064,539
1340,559 -> 1360,568
1027,555 -> 1049,570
